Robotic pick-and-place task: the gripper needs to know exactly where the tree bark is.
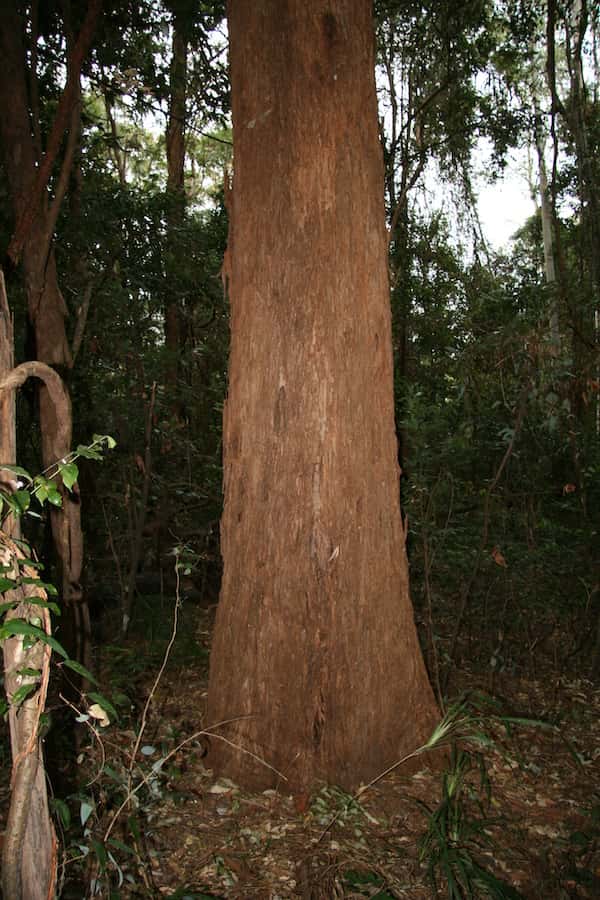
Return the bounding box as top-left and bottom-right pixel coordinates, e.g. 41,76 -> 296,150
164,13 -> 188,411
207,0 -> 439,793
531,92 -> 560,349
0,273 -> 57,900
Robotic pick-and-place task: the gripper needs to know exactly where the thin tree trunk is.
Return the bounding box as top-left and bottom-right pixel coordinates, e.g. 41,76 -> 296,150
0,272 -> 57,900
164,15 -> 188,411
0,3 -> 99,668
207,0 -> 439,794
532,94 -> 560,348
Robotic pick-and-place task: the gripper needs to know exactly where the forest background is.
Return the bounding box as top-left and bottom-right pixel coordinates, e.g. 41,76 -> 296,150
0,0 -> 599,897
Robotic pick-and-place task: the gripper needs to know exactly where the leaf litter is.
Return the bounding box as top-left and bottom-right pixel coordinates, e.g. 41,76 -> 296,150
1,602 -> 599,898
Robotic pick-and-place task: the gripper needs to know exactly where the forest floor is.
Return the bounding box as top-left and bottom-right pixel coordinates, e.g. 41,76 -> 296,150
2,590 -> 600,899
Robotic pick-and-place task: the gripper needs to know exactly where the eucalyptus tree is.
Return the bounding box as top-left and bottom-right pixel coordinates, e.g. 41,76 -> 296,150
207,0 -> 439,793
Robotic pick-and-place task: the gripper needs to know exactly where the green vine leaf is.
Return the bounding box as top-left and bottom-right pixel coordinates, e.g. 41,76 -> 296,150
20,577 -> 59,597
63,658 -> 99,686
0,618 -> 68,658
22,595 -> 61,615
34,482 -> 48,504
0,600 -> 19,615
51,798 -> 71,830
17,667 -> 41,678
46,487 -> 63,507
0,465 -> 33,483
75,445 -> 103,460
10,682 -> 37,707
0,576 -> 18,593
13,490 -> 30,513
93,433 -> 117,449
58,462 -> 79,491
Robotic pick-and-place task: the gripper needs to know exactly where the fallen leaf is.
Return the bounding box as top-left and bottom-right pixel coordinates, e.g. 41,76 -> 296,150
492,546 -> 508,567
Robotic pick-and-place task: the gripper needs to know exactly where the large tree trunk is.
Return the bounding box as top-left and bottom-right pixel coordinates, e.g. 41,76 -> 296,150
207,0 -> 439,793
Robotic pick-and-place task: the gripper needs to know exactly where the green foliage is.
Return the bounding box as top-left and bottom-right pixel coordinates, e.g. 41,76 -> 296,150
54,595 -> 210,896
0,435 -> 115,527
415,693 -> 557,899
390,202 -> 600,673
418,746 -> 514,899
0,438 -> 115,715
342,869 -> 396,899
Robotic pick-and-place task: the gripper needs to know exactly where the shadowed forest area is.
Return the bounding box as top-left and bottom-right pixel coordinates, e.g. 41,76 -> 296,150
0,1 -> 599,898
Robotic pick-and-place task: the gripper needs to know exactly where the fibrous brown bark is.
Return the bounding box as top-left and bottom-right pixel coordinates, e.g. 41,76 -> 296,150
207,0 -> 439,793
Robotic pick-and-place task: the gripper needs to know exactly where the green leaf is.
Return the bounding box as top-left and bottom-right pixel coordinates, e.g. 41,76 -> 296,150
39,581 -> 58,596
0,465 -> 33,482
18,594 -> 60,615
75,445 -> 102,460
19,577 -> 59,598
19,558 -> 44,570
0,618 -> 68,658
63,658 -> 99,686
46,487 -> 63,507
51,797 -> 71,830
92,433 -> 116,450
88,691 -> 118,722
14,490 -> 30,513
0,576 -> 18,593
35,483 -> 48,504
106,837 -> 136,856
498,715 -> 554,731
58,462 -> 79,491
41,632 -> 69,658
90,839 -> 108,872
11,682 -> 37,706
3,493 -> 24,517
17,667 -> 41,678
128,814 -> 141,843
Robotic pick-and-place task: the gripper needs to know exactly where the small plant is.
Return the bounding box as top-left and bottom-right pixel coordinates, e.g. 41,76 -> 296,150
412,691 -> 558,899
0,435 -> 116,899
0,434 -> 117,715
342,868 -> 396,899
311,783 -> 378,831
0,433 -> 116,524
417,745 -> 522,899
